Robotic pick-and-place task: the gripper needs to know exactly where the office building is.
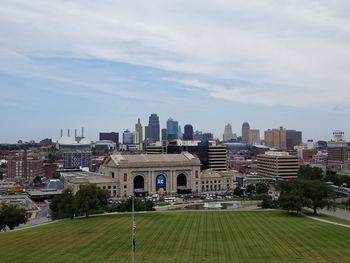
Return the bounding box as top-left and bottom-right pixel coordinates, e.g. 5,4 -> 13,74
161,128 -> 167,141
257,151 -> 299,179
147,114 -> 160,142
249,129 -> 260,145
166,118 -> 179,140
327,130 -> 348,172
264,127 -> 287,150
134,118 -> 143,144
150,140 -> 227,171
99,132 -> 119,145
6,151 -> 44,180
242,122 -> 250,144
286,130 -> 302,150
183,124 -> 194,140
223,123 -> 234,142
63,151 -> 91,170
193,131 -> 203,141
122,130 -> 134,145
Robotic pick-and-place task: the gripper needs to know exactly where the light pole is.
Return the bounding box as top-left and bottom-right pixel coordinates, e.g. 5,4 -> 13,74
131,195 -> 135,263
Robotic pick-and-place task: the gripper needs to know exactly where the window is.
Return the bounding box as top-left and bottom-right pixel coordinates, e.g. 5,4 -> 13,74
124,173 -> 127,182
102,186 -> 106,190
195,171 -> 198,178
108,186 -> 111,189
124,185 -> 127,189
111,172 -> 115,178
113,185 -> 116,189
195,181 -> 198,185
214,180 -> 216,183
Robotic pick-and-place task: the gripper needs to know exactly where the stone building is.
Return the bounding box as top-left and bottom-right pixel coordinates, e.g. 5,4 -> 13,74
101,153 -> 201,197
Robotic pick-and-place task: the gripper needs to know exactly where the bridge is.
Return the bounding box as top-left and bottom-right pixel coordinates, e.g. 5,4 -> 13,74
330,185 -> 350,196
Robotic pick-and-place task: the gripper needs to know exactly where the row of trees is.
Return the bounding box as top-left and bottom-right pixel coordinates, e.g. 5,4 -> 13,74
0,203 -> 27,231
50,185 -> 155,220
50,185 -> 109,219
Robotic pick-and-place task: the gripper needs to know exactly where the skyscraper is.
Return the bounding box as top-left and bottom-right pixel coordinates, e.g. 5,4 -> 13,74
147,114 -> 160,142
183,124 -> 194,140
264,127 -> 287,150
134,118 -> 143,144
249,129 -> 260,145
223,123 -> 234,142
122,130 -> 133,145
242,122 -> 250,144
286,130 -> 302,150
166,118 -> 179,140
161,128 -> 167,141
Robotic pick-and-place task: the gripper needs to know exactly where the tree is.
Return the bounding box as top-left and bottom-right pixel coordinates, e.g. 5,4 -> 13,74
50,188 -> 75,219
278,180 -> 305,214
245,184 -> 255,196
303,180 -> 335,215
256,183 -> 269,194
74,185 -> 109,218
261,194 -> 276,209
234,187 -> 244,197
298,165 -> 323,181
0,203 -> 27,230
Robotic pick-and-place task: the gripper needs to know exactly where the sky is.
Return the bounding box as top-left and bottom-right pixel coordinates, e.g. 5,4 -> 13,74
1,0 -> 350,143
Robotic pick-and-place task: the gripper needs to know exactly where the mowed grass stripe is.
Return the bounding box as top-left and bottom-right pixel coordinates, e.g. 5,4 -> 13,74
1,211 -> 350,263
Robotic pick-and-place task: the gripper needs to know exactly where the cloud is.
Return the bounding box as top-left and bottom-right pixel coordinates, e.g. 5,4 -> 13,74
0,0 -> 350,110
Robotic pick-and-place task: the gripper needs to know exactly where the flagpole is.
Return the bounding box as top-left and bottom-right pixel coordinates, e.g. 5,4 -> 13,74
132,194 -> 135,263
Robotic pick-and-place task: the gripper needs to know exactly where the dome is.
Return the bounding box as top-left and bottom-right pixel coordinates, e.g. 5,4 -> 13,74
57,136 -> 76,145
79,138 -> 92,145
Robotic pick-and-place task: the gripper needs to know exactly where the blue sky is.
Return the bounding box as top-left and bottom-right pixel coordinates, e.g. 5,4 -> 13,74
1,0 -> 350,143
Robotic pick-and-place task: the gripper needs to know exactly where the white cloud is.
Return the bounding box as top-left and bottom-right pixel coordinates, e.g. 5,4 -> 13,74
0,0 -> 350,110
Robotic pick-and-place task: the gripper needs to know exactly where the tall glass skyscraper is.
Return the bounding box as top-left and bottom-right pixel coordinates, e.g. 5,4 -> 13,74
183,124 -> 194,140
167,118 -> 178,140
148,113 -> 160,142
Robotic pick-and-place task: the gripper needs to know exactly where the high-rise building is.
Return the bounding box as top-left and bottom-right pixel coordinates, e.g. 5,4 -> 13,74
193,131 -> 203,141
202,133 -> 214,142
147,114 -> 160,142
99,132 -> 119,145
249,129 -> 260,145
223,123 -> 234,142
161,128 -> 167,141
63,151 -> 91,170
286,130 -> 302,150
122,130 -> 133,145
183,124 -> 194,140
327,130 -> 348,172
242,122 -> 250,144
134,118 -> 143,144
145,126 -> 149,140
257,151 -> 299,179
264,127 -> 287,150
178,125 -> 183,140
166,118 -> 179,140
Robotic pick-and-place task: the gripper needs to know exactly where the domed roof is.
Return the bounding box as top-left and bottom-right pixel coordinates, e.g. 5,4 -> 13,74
79,138 -> 92,145
57,136 -> 76,145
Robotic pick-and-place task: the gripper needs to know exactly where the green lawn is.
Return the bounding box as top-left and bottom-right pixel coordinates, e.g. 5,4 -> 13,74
1,211 -> 350,263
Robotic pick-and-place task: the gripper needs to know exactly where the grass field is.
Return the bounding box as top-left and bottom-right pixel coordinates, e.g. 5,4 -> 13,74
1,210 -> 350,263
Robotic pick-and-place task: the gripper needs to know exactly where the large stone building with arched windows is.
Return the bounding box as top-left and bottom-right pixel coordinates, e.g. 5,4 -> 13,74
101,153 -> 202,197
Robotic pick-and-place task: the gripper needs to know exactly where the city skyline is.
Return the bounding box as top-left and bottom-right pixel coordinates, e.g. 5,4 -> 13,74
1,1 -> 350,142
